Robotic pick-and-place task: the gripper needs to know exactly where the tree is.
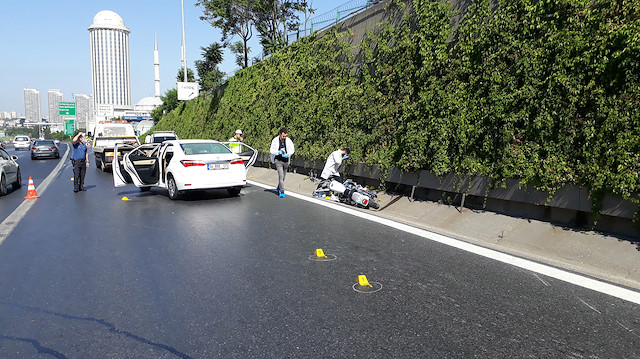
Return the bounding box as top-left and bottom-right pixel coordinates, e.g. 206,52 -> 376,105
230,41 -> 250,68
194,43 -> 226,91
176,67 -> 196,83
254,0 -> 308,55
197,0 -> 255,69
151,88 -> 178,122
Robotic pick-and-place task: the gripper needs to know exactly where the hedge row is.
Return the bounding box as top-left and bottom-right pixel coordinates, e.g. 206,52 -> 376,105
154,0 -> 640,215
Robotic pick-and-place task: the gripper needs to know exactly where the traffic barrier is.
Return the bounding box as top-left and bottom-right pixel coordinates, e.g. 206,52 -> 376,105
24,177 -> 40,199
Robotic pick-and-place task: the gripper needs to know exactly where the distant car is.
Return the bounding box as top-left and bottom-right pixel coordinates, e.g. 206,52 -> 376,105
54,139 -> 61,145
113,139 -> 257,200
31,139 -> 60,160
0,141 -> 5,149
0,147 -> 21,195
12,136 -> 31,151
145,131 -> 178,144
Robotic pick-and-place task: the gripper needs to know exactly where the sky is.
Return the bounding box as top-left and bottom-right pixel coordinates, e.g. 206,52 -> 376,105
0,0 -> 347,117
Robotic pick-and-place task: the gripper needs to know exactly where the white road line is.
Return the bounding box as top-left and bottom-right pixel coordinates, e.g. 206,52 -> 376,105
0,146 -> 70,247
248,180 -> 640,305
578,297 -> 602,314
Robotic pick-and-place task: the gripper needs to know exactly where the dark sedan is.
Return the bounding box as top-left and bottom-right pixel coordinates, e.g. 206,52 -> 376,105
31,140 -> 60,160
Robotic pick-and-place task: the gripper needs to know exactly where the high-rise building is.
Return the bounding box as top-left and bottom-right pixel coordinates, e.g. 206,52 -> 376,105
88,10 -> 131,117
24,88 -> 41,123
48,89 -> 64,123
75,94 -> 93,130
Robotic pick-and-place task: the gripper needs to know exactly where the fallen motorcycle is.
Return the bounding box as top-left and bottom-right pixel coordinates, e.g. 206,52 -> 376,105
310,174 -> 380,209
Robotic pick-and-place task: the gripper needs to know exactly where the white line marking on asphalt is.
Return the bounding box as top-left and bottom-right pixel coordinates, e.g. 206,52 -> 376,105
578,297 -> 602,313
248,180 -> 640,305
532,273 -> 550,287
0,146 -> 70,247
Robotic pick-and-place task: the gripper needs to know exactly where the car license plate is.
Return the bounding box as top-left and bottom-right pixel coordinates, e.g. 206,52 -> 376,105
208,163 -> 229,170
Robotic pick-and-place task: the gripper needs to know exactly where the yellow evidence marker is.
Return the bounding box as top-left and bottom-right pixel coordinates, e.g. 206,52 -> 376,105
314,249 -> 327,258
358,275 -> 373,287
121,196 -> 131,201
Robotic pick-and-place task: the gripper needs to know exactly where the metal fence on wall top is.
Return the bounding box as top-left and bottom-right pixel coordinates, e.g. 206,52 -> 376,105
287,0 -> 383,43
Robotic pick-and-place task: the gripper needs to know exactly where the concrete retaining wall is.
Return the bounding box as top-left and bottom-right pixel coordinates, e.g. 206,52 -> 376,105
254,152 -> 639,237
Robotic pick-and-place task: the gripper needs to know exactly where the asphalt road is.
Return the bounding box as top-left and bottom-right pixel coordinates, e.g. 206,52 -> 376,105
0,144 -> 66,220
0,155 -> 639,358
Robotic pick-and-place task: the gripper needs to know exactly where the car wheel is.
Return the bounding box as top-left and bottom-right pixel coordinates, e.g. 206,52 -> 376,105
13,169 -> 22,189
227,187 -> 241,197
167,175 -> 180,200
0,174 -> 7,196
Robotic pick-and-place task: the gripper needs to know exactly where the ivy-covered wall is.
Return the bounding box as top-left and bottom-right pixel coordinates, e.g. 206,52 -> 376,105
154,0 -> 639,214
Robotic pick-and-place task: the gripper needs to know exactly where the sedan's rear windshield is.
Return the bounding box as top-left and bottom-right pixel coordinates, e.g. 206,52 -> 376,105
34,140 -> 55,146
152,136 -> 176,143
181,143 -> 231,155
15,137 -> 29,141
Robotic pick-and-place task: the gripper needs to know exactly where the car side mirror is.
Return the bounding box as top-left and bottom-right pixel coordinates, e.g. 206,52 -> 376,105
11,155 -> 18,160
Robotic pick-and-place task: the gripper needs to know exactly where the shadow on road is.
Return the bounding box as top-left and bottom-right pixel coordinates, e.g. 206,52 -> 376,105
0,301 -> 193,359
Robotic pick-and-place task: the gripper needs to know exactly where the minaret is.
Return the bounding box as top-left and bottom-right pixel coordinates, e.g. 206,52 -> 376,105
154,34 -> 161,98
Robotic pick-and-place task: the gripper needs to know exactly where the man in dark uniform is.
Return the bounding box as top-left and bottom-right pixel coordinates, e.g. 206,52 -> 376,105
71,132 -> 89,192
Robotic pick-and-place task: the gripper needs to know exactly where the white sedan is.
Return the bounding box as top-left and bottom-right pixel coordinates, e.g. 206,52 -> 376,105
0,147 -> 21,195
112,139 -> 256,200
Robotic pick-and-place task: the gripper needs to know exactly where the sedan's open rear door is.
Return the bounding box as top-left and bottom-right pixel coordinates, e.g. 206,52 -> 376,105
112,143 -> 134,187
114,143 -> 161,188
221,142 -> 257,174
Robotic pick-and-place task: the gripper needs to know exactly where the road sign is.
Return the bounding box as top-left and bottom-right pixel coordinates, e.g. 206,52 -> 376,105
177,82 -> 199,101
59,102 -> 76,116
96,104 -> 114,117
65,119 -> 76,136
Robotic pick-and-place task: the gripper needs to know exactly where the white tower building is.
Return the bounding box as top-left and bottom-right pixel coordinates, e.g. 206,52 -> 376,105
88,10 -> 131,117
47,89 -> 64,123
154,34 -> 161,98
23,88 -> 41,123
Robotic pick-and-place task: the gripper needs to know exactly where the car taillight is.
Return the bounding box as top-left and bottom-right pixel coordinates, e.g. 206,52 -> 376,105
230,159 -> 243,165
180,160 -> 206,167
51,147 -> 57,150
31,147 -> 36,150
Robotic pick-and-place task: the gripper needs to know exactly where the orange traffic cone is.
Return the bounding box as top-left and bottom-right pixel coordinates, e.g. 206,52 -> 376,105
24,176 -> 40,199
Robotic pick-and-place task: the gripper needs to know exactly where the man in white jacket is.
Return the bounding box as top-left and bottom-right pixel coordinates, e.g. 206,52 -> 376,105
321,148 -> 350,181
270,128 -> 295,198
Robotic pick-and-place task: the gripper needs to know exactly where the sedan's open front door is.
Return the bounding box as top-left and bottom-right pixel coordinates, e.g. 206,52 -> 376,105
220,142 -> 258,174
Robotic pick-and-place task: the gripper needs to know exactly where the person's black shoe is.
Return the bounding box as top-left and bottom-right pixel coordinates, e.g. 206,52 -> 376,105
74,190 -> 78,193
80,188 -> 87,191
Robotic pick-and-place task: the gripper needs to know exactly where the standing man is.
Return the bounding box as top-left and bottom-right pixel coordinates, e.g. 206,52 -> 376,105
270,128 -> 294,198
72,131 -> 89,193
320,148 -> 350,182
228,129 -> 243,154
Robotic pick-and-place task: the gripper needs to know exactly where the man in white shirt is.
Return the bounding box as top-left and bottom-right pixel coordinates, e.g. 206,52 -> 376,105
321,148 -> 350,181
269,128 -> 295,198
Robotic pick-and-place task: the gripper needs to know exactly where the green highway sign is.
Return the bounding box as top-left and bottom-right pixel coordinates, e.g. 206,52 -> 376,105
59,102 -> 76,116
65,119 -> 76,136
